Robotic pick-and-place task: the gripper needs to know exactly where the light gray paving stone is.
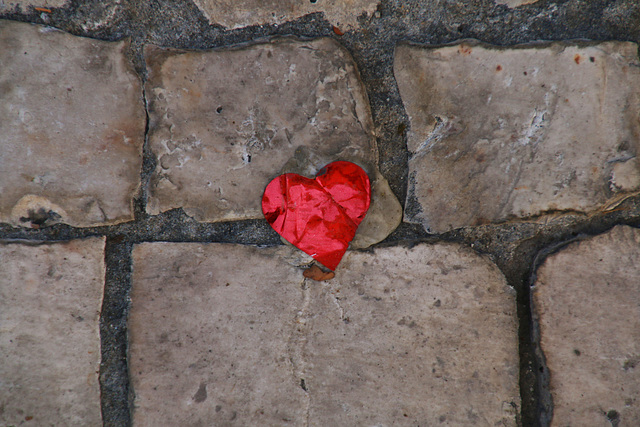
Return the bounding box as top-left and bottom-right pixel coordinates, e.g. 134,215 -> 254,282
0,237 -> 105,426
0,20 -> 145,228
533,225 -> 640,426
303,244 -> 520,425
395,41 -> 640,233
191,0 -> 379,30
145,38 -> 400,246
130,241 -> 519,425
495,0 -> 539,7
129,243 -> 308,426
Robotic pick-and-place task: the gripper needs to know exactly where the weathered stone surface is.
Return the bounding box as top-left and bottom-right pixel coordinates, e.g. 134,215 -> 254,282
0,0 -> 66,12
0,237 -> 105,426
533,225 -> 640,426
495,0 -> 539,7
0,20 -> 145,228
304,244 -> 520,425
145,38 -> 400,246
129,243 -> 307,425
144,39 -> 375,222
192,0 -> 379,30
130,241 -> 519,425
395,41 -> 640,233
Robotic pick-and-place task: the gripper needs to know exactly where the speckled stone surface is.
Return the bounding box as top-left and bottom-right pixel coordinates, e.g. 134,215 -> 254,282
0,237 -> 105,426
144,38 -> 401,246
191,0 -> 379,30
495,0 -> 539,7
303,244 -> 520,425
395,41 -> 640,233
129,243 -> 307,426
533,225 -> 640,426
0,20 -> 145,228
129,241 -> 519,425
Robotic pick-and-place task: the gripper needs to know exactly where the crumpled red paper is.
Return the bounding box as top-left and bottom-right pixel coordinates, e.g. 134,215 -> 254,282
262,161 -> 371,271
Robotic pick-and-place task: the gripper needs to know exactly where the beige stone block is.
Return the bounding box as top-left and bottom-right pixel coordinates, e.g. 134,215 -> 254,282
0,237 -> 105,426
192,0 -> 379,30
304,244 -> 520,425
0,0 -> 66,12
145,39 -> 400,246
533,225 -> 640,426
130,243 -> 308,425
395,41 -> 640,233
0,20 -> 145,228
130,242 -> 519,425
495,0 -> 539,7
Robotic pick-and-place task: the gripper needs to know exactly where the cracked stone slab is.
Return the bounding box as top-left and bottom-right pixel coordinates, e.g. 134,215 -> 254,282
533,225 -> 640,425
145,38 -> 400,246
395,41 -> 640,233
303,244 -> 520,425
0,237 -> 105,426
130,243 -> 308,425
192,0 -> 379,30
130,241 -> 519,425
0,20 -> 145,228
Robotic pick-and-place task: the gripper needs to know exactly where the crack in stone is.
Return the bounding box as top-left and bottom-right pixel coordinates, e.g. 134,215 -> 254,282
287,278 -> 311,426
329,286 -> 348,323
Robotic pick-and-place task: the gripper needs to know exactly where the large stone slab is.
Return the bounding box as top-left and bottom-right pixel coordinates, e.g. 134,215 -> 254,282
130,241 -> 519,425
130,243 -> 307,425
533,225 -> 640,425
0,237 -> 105,426
304,244 -> 520,425
192,0 -> 379,30
145,38 -> 401,246
395,41 -> 640,233
0,20 -> 145,228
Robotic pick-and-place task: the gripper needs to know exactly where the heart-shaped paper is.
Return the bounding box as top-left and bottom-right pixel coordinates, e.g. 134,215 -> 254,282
262,161 -> 371,271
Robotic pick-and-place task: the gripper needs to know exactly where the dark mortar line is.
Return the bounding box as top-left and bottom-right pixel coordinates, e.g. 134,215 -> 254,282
516,232 -> 607,427
100,237 -> 134,427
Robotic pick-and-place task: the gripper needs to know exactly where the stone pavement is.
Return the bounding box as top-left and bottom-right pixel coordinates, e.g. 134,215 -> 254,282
1,1 -> 640,426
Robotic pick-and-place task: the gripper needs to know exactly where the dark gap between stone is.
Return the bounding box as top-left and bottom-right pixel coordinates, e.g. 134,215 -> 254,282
100,238 -> 134,427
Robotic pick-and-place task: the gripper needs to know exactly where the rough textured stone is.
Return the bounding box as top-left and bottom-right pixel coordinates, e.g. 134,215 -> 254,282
533,225 -> 640,426
129,243 -> 307,426
145,38 -> 400,246
0,20 -> 145,228
0,0 -> 66,12
495,0 -> 539,7
0,237 -> 105,426
304,244 -> 520,425
130,241 -> 519,425
192,0 -> 379,30
395,41 -> 640,233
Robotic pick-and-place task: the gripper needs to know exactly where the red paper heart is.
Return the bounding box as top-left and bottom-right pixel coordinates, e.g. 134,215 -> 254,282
262,161 -> 371,271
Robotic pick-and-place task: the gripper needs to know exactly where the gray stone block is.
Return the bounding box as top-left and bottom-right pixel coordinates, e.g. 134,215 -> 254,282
534,225 -> 640,425
395,41 -> 640,233
0,237 -> 105,426
0,20 -> 145,227
130,241 -> 520,425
